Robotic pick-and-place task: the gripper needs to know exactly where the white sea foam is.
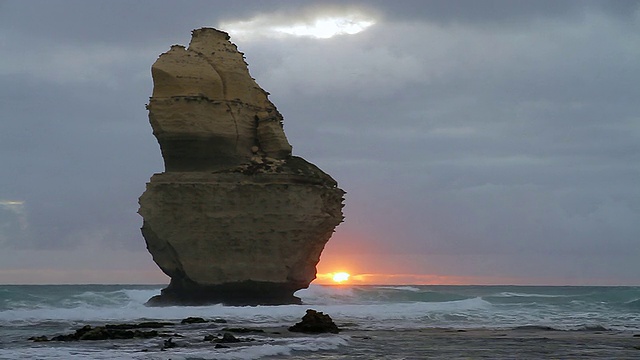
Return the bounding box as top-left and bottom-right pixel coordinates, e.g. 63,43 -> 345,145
377,286 -> 422,292
295,285 -> 357,304
2,299 -> 494,332
0,335 -> 348,360
3,284 -> 640,360
196,336 -> 348,360
0,285 -> 493,330
493,292 -> 571,298
3,285 -> 640,333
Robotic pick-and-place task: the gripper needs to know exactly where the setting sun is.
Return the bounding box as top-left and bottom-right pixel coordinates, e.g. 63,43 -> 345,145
332,272 -> 350,283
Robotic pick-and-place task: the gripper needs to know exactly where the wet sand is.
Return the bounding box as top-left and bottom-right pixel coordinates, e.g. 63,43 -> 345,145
296,328 -> 640,359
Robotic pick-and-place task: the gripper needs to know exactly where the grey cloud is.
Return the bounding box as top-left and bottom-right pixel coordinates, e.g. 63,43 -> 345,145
351,0 -> 639,25
0,0 -> 638,283
241,4 -> 640,282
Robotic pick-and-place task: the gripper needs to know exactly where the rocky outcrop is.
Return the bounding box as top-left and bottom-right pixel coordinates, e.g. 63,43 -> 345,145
30,322 -> 171,342
139,28 -> 344,306
289,309 -> 340,334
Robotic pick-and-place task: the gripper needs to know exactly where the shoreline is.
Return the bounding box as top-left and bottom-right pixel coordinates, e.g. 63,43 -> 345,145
19,318 -> 640,359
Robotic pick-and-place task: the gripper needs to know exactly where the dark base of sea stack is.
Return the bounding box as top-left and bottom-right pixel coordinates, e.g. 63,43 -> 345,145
145,280 -> 303,306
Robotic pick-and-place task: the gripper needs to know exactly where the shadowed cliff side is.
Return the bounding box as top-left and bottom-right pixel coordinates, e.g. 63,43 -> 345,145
139,28 -> 345,306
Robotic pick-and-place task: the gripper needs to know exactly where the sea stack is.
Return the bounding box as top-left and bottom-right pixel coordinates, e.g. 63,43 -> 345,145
139,28 -> 345,305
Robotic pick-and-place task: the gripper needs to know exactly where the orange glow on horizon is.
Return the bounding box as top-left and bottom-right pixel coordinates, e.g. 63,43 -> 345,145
312,230 -> 638,286
313,272 -> 539,286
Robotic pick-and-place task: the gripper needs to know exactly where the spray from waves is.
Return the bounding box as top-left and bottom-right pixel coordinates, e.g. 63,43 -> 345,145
377,286 -> 422,292
4,285 -> 640,360
300,285 -> 640,330
0,285 -> 163,310
1,285 -> 495,331
295,296 -> 495,330
481,287 -> 640,309
297,285 -> 473,305
0,286 -> 162,324
1,285 -> 333,328
491,292 -> 572,298
3,285 -> 640,331
185,336 -> 348,360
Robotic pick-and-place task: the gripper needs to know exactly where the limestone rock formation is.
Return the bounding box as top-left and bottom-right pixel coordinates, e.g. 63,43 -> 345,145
139,28 -> 345,305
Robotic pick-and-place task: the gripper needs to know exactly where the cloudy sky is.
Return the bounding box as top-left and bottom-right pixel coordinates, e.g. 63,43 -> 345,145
1,0 -> 638,285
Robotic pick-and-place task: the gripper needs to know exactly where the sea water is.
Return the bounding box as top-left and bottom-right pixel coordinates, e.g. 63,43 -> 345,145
1,285 -> 639,359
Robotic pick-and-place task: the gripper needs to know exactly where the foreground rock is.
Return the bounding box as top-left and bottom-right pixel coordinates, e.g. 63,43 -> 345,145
29,322 -> 170,342
289,309 -> 340,334
139,28 -> 345,306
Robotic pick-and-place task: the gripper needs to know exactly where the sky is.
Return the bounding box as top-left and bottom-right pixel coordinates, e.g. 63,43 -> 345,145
1,0 -> 639,286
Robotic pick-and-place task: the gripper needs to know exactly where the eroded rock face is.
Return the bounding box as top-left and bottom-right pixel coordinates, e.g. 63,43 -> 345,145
139,28 -> 344,305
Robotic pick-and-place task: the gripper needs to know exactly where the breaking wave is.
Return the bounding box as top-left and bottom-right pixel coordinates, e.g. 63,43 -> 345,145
2,284 -> 640,331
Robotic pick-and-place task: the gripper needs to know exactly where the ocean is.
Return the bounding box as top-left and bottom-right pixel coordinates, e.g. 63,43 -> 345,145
1,284 -> 639,359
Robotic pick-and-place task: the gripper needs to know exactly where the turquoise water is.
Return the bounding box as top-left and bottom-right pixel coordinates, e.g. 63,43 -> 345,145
1,285 -> 639,359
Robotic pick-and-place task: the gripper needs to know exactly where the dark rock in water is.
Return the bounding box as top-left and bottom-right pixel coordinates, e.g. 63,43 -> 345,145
216,332 -> 241,343
288,309 -> 340,334
162,338 -> 177,349
139,28 -> 345,306
35,324 -> 163,342
181,317 -> 208,324
80,327 -> 124,341
513,325 -> 560,331
50,325 -> 94,341
105,321 -> 172,330
145,280 -> 305,306
215,343 -> 230,349
28,335 -> 49,342
203,334 -> 216,341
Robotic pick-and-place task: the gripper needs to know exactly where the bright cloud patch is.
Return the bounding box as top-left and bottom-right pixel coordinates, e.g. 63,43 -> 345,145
220,11 -> 376,40
273,16 -> 374,39
0,200 -> 24,207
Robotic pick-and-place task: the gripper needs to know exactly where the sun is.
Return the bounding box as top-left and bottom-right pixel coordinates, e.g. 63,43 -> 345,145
332,272 -> 350,283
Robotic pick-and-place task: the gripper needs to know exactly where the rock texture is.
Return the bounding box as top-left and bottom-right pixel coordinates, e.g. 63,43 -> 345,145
139,28 -> 344,306
288,309 -> 340,334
